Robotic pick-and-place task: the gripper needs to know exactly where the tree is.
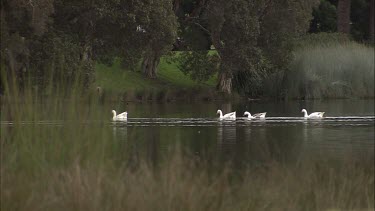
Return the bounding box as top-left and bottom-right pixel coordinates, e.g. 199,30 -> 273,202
177,51 -> 219,83
203,0 -> 267,94
174,0 -> 316,94
202,0 -> 316,94
140,0 -> 178,78
370,0 -> 374,43
1,0 -> 54,89
337,0 -> 351,34
310,0 -> 372,42
310,0 -> 337,33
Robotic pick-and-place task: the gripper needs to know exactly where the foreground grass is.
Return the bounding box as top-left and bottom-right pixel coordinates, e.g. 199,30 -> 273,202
1,87 -> 374,210
3,152 -> 374,211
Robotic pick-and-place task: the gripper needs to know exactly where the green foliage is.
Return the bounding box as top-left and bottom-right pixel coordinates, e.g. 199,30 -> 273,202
136,0 -> 178,78
232,55 -> 272,97
0,0 -> 54,90
141,0 -> 178,54
350,0 -> 371,41
1,0 -> 178,89
309,0 -> 373,42
310,0 -> 337,33
179,24 -> 211,50
283,36 -> 374,99
176,51 -> 219,83
194,0 -> 316,94
29,31 -> 94,90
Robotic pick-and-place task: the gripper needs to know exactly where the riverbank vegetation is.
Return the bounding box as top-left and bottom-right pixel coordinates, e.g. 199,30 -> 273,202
283,34 -> 374,99
95,57 -> 219,102
1,92 -> 374,210
2,0 -> 373,99
94,35 -> 374,100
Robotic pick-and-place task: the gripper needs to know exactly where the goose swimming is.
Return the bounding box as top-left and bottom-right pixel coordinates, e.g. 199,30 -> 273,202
244,111 -> 267,119
301,109 -> 325,118
112,110 -> 128,121
217,110 -> 236,120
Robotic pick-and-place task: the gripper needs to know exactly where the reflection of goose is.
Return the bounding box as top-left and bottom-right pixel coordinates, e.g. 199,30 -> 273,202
244,111 -> 266,119
217,110 -> 236,120
112,110 -> 128,121
216,122 -> 237,161
301,109 -> 325,118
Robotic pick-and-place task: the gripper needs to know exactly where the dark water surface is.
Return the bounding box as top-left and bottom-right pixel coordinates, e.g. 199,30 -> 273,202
2,99 -> 374,166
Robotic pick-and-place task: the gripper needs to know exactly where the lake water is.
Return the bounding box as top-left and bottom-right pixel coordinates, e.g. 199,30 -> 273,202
2,99 -> 374,166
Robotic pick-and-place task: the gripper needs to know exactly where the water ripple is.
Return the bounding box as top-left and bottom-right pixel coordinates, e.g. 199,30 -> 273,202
1,116 -> 374,127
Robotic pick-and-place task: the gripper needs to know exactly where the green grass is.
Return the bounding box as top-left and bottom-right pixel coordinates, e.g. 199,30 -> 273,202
95,62 -> 165,92
95,53 -> 216,94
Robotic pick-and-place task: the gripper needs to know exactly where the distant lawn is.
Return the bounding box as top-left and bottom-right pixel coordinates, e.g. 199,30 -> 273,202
158,54 -> 216,88
95,53 -> 216,94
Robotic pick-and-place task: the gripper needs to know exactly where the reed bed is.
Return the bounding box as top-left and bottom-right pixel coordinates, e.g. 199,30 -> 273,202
282,38 -> 374,99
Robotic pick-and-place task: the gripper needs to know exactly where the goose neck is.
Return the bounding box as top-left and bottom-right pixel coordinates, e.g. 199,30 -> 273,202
218,110 -> 223,118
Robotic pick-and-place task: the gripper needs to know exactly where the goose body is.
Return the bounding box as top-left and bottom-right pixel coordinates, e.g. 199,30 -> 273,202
112,110 -> 128,121
244,111 -> 267,119
217,110 -> 236,120
301,109 -> 324,119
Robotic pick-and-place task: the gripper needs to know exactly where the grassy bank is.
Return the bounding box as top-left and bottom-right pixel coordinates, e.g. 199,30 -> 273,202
95,42 -> 374,101
95,55 -> 219,102
1,90 -> 374,210
281,34 -> 374,99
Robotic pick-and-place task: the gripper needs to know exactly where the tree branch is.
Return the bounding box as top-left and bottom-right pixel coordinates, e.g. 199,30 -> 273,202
193,22 -> 211,35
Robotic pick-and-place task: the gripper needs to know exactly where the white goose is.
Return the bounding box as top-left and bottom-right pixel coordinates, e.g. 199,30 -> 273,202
217,110 -> 236,120
112,110 -> 128,121
301,109 -> 325,119
244,111 -> 267,119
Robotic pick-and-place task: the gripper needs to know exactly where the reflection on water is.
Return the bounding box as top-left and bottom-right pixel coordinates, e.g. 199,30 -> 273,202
112,123 -> 128,140
217,121 -> 237,162
1,100 -> 374,165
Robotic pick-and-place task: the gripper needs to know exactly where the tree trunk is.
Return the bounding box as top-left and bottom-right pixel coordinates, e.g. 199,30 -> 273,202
337,0 -> 351,34
370,0 -> 374,43
142,51 -> 160,79
173,0 -> 180,13
216,71 -> 232,94
78,41 -> 94,87
211,29 -> 231,94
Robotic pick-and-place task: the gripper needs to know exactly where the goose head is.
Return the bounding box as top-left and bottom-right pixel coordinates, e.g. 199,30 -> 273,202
112,110 -> 116,116
301,109 -> 307,113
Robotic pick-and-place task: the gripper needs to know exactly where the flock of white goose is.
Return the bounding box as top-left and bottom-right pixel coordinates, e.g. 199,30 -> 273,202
112,109 -> 325,121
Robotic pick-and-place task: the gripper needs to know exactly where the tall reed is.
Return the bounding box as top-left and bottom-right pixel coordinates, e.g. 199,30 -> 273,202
282,35 -> 374,99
